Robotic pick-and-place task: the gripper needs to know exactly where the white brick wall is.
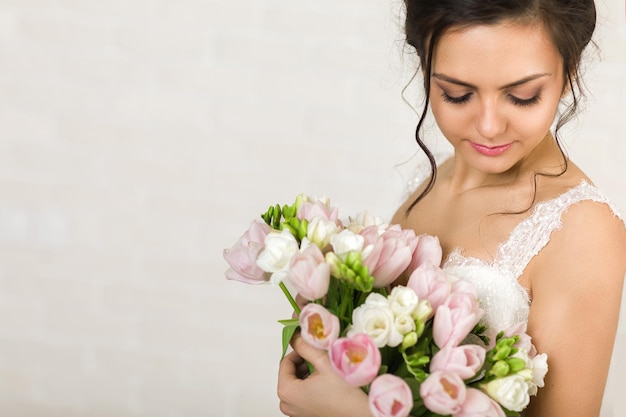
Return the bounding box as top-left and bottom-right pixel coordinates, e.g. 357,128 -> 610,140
0,0 -> 623,416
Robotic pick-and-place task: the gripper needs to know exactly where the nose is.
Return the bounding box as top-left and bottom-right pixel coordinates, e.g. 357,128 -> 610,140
475,98 -> 507,139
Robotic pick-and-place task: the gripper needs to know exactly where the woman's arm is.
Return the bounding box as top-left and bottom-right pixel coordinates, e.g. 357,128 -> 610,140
524,201 -> 626,417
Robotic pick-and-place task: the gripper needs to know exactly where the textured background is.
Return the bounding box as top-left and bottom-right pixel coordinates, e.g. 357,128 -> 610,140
0,0 -> 624,416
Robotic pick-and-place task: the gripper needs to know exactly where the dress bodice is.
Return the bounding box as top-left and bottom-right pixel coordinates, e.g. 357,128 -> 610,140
440,181 -> 622,333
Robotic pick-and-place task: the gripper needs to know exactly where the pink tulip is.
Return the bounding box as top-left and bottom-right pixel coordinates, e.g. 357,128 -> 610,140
375,226 -> 419,287
420,371 -> 466,415
299,303 -> 340,350
406,263 -> 451,314
368,374 -> 413,417
456,388 -> 505,417
297,199 -> 340,224
287,244 -> 331,301
362,225 -> 419,288
407,234 -> 443,273
430,344 -> 486,380
433,292 -> 484,348
223,220 -> 272,284
360,225 -> 382,268
328,333 -> 381,387
359,229 -> 381,267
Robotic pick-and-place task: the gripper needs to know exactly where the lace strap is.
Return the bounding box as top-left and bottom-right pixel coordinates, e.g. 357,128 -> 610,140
494,181 -> 622,279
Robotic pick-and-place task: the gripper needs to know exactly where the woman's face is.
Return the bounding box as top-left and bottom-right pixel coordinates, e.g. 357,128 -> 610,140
429,21 -> 566,174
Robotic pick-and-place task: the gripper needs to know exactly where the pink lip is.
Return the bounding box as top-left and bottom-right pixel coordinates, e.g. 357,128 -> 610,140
470,142 -> 513,156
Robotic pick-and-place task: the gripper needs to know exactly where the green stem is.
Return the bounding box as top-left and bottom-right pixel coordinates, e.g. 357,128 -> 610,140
279,281 -> 300,315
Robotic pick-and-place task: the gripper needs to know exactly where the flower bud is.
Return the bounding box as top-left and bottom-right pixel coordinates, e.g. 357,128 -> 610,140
413,299 -> 433,322
415,320 -> 425,338
294,194 -> 310,210
325,252 -> 343,277
401,331 -> 418,351
507,357 -> 527,373
491,360 -> 510,378
493,338 -> 515,361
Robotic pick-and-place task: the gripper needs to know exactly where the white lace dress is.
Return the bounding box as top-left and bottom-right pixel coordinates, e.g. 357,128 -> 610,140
440,180 -> 623,333
404,161 -> 623,414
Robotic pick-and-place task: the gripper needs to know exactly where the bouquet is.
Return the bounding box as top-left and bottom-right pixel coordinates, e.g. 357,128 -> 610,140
223,194 -> 548,417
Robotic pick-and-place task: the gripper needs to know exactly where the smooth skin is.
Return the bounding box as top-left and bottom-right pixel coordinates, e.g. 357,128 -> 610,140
277,21 -> 626,417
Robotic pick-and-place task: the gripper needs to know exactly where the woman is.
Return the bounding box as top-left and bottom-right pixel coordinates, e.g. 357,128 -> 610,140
277,1 -> 626,416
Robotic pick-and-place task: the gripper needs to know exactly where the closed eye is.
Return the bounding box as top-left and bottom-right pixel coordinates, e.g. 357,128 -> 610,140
441,92 -> 472,105
509,94 -> 541,107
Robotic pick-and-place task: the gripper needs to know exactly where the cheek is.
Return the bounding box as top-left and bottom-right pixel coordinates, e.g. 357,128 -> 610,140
429,99 -> 468,138
511,101 -> 559,138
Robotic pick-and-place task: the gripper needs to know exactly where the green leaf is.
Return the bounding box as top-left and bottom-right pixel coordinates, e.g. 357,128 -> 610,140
280,320 -> 300,360
278,318 -> 300,326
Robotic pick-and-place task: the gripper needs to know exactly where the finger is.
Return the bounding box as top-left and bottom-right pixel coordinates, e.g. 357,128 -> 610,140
291,333 -> 331,371
278,349 -> 302,383
295,293 -> 308,310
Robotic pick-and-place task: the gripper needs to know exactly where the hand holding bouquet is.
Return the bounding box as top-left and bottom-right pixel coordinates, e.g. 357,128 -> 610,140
224,194 -> 547,417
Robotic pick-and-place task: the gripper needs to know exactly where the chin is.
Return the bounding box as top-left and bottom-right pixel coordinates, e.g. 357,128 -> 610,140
460,152 -> 520,175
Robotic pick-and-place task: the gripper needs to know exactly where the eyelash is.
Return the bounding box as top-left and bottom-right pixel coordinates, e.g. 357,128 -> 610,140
440,92 -> 541,107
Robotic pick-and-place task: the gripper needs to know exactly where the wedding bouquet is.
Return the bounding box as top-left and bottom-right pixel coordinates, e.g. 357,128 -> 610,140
223,194 -> 548,417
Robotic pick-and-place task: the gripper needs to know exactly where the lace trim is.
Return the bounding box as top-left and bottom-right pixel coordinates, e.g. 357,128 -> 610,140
443,180 -> 623,280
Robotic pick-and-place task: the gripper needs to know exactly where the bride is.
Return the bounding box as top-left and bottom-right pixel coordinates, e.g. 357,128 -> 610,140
277,0 -> 626,416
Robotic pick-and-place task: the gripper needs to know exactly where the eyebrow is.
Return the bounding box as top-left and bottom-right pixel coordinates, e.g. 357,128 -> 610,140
431,72 -> 551,89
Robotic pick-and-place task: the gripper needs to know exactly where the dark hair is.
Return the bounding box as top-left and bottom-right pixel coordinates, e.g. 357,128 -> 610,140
402,0 -> 597,213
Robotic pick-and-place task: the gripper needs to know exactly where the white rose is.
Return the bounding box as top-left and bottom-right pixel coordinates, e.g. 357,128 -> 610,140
257,229 -> 299,284
348,296 -> 398,347
484,374 -> 530,412
388,286 -> 419,317
330,229 -> 364,258
307,217 -> 339,249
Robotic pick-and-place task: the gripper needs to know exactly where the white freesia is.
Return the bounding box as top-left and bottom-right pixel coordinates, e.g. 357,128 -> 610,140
511,348 -> 548,396
348,293 -> 402,347
413,299 -> 433,322
529,353 -> 548,395
307,217 -> 339,249
388,286 -> 419,317
330,229 -> 364,258
346,210 -> 388,234
394,314 -> 416,336
512,348 -> 531,370
256,229 -> 299,284
484,374 -> 530,412
363,293 -> 390,308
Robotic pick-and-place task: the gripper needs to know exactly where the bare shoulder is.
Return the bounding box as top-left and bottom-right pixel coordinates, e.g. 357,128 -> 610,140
532,163 -> 625,271
531,196 -> 626,292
